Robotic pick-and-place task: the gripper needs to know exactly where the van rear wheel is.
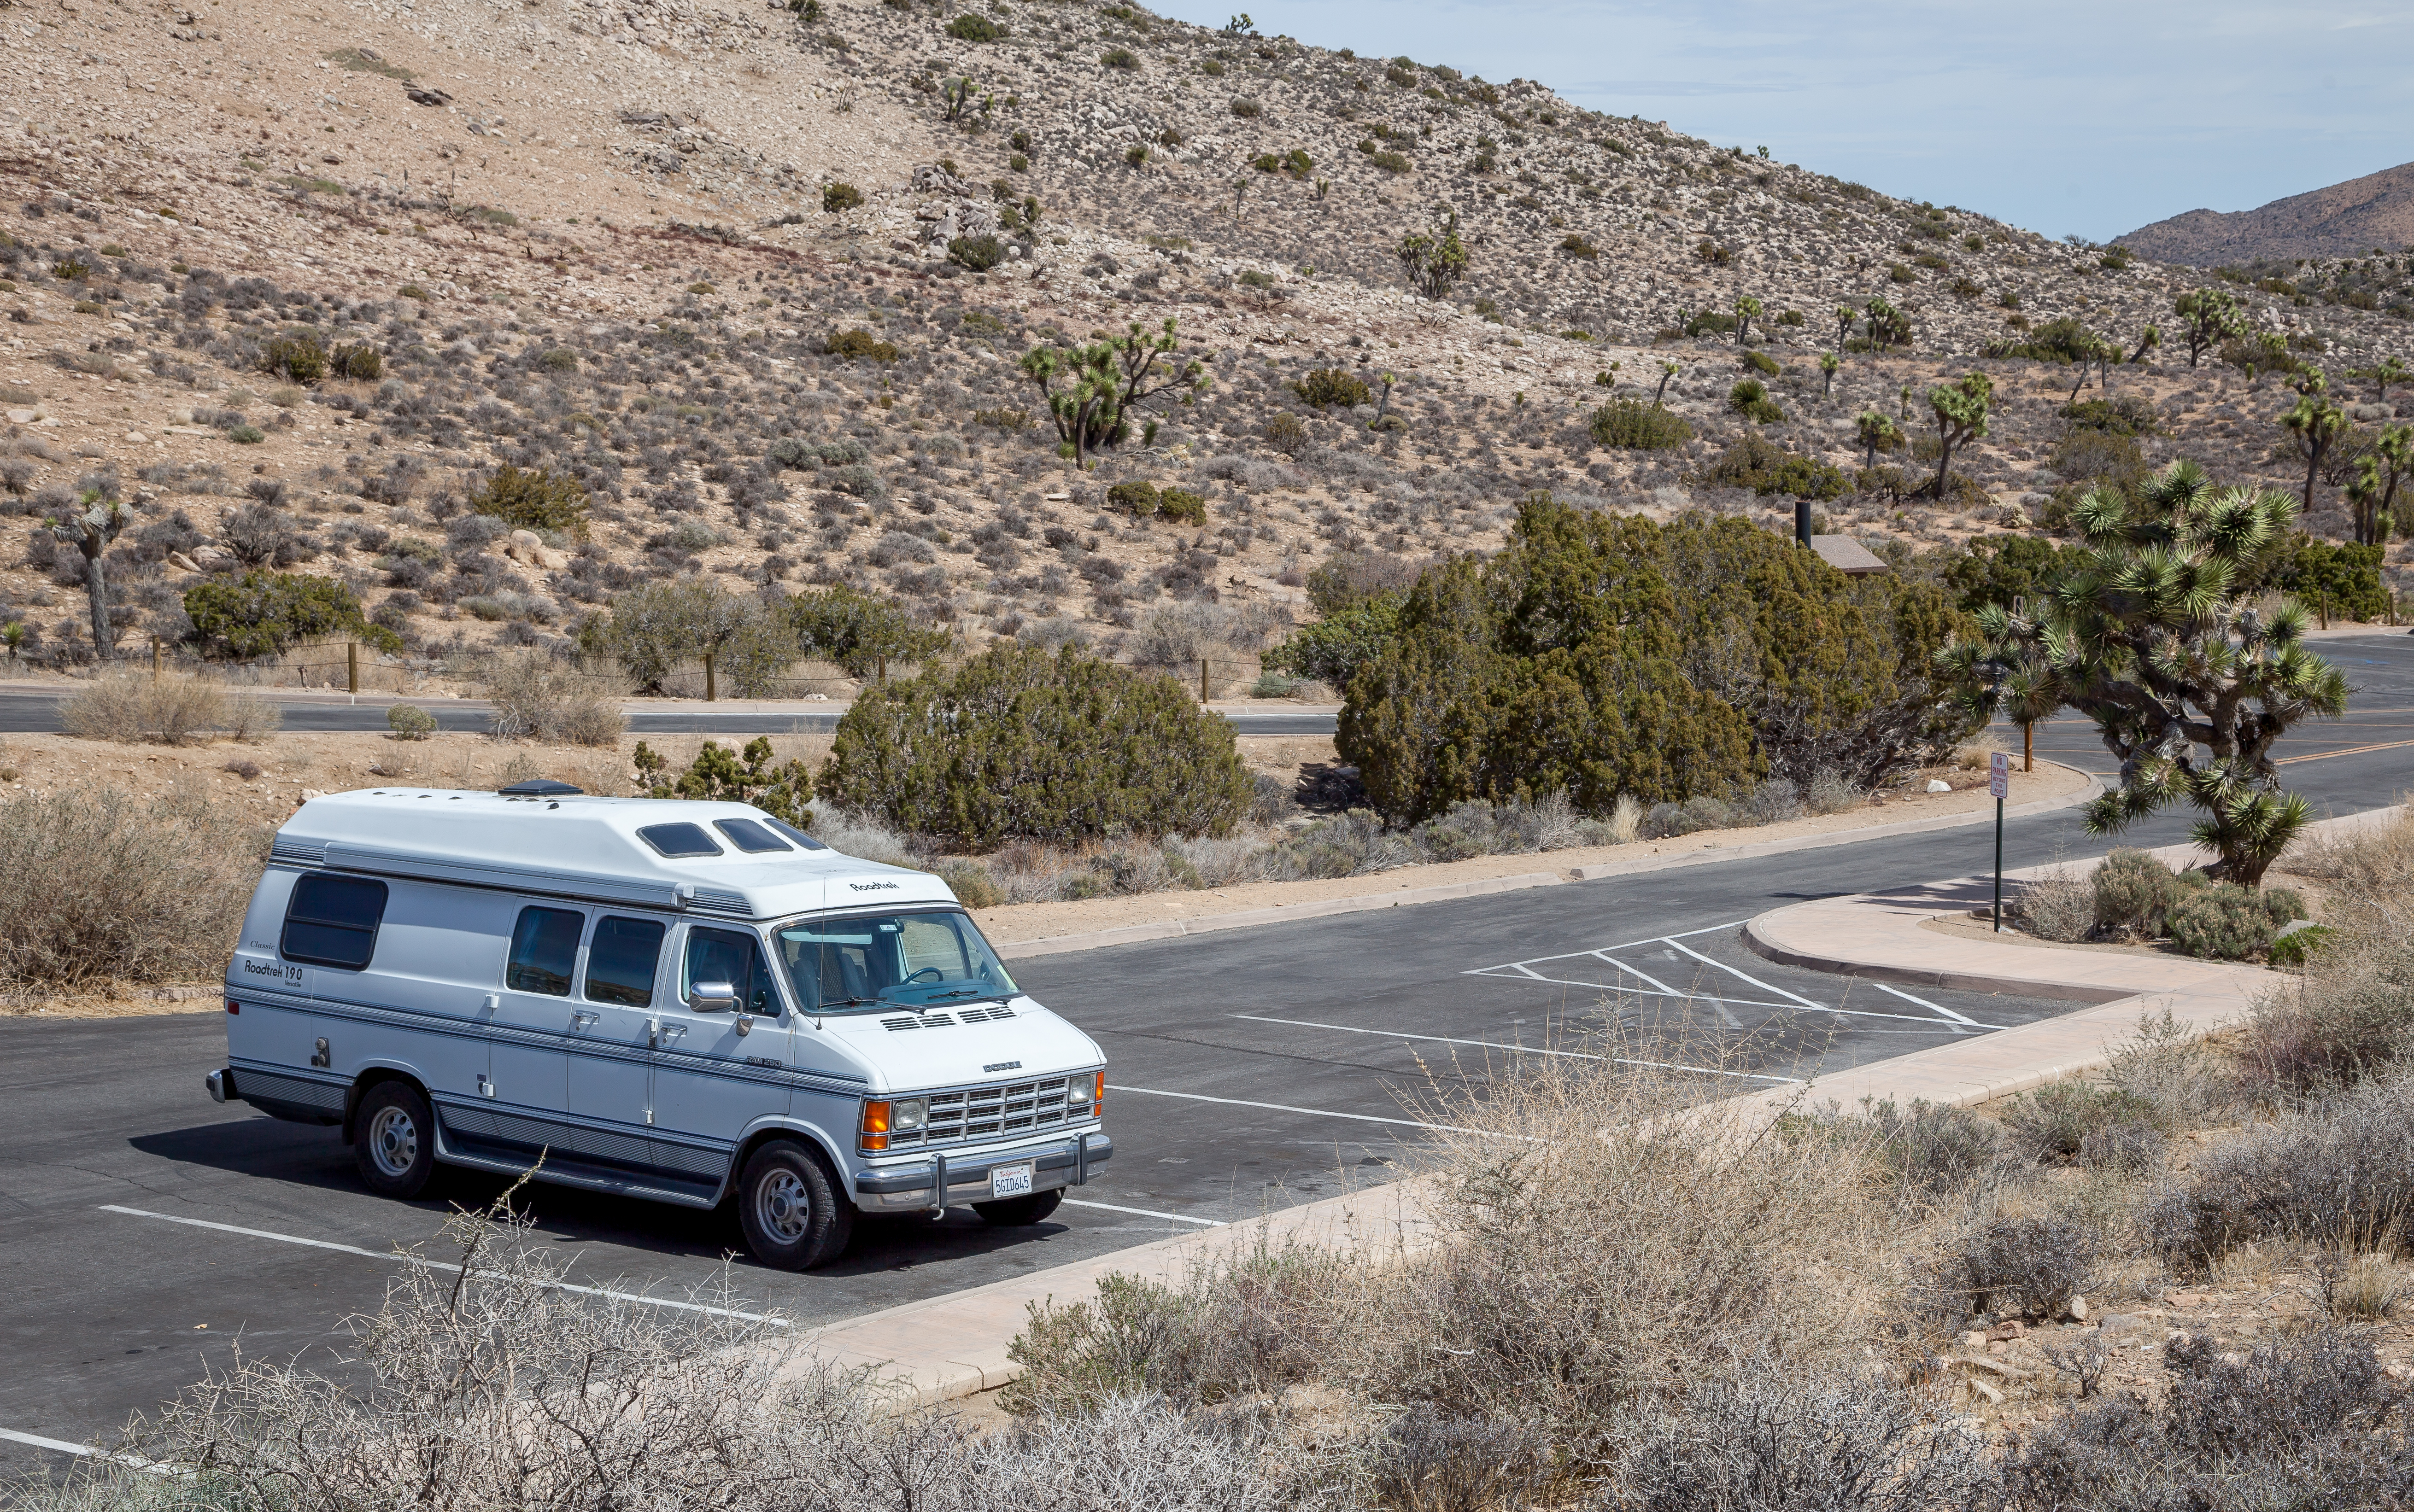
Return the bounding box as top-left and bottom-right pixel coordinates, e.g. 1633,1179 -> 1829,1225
353,1080 -> 438,1200
973,1189 -> 1063,1226
737,1141 -> 853,1270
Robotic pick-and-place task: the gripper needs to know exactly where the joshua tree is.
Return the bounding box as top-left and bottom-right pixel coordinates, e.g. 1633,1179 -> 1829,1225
1855,410 -> 1903,470
2127,323 -> 2162,366
1819,350 -> 1840,399
2349,355 -> 2410,401
1395,210 -> 1468,302
1937,464 -> 2347,886
1734,294 -> 1762,345
1654,360 -> 1680,405
58,487 -> 130,659
2173,287 -> 2246,368
1834,304 -> 1856,351
1019,318 -> 1207,466
2346,424 -> 2410,546
1926,371 -> 1992,498
2281,380 -> 2348,515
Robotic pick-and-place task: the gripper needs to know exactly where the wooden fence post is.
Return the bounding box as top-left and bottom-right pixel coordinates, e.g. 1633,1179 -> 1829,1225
704,652 -> 717,702
347,640 -> 359,695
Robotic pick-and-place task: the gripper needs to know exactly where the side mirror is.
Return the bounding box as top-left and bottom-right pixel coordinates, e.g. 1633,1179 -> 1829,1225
689,980 -> 738,1013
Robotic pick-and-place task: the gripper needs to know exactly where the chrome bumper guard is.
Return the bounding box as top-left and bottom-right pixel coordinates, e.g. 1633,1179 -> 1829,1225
205,1068 -> 234,1104
853,1130 -> 1112,1212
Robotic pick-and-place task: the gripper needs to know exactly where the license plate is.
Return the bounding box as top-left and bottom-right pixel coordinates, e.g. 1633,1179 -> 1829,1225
990,1161 -> 1034,1199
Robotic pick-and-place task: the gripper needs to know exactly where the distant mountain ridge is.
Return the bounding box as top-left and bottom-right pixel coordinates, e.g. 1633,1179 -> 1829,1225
2118,162 -> 2414,265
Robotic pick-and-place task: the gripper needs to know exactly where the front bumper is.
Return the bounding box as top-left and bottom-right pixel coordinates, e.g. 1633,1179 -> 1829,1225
851,1128 -> 1111,1211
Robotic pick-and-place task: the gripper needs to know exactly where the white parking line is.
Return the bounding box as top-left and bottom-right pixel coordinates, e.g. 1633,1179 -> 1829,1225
1465,920 -> 1751,975
1106,1084 -> 1501,1135
0,1426 -> 180,1476
1060,1198 -> 1225,1226
1875,981 -> 1979,1033
96,1207 -> 790,1326
1227,1013 -> 1800,1083
1662,938 -> 1823,1008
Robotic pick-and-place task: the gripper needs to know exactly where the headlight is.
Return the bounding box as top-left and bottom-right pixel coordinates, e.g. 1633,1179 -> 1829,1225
892,1098 -> 927,1131
1064,1075 -> 1092,1108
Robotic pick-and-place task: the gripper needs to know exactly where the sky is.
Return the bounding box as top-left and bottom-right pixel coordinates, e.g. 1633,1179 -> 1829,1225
1150,0 -> 2414,244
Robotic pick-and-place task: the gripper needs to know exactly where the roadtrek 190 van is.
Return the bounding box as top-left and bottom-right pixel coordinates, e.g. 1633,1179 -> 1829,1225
205,780 -> 1111,1269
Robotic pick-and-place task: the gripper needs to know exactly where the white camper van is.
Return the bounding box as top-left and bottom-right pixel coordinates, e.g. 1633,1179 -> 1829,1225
206,780 -> 1111,1269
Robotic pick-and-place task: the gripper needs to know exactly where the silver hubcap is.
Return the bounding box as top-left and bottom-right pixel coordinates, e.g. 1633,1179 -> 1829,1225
367,1104 -> 419,1179
755,1168 -> 811,1244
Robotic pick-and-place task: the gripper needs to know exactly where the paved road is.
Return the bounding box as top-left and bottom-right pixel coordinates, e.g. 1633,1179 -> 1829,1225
0,691 -> 1341,738
3,631 -> 2410,1471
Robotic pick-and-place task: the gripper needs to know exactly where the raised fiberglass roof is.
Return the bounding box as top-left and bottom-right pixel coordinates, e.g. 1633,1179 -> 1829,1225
268,788 -> 955,921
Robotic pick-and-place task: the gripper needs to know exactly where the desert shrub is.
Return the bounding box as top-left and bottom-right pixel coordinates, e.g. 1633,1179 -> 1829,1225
2090,847 -> 2177,937
1106,479 -> 1160,515
386,703 -> 437,741
481,652 -> 625,746
1726,377 -> 1784,424
0,785 -> 269,987
1945,1214 -> 2095,1318
258,331 -> 328,385
330,342 -> 383,381
1368,149 -> 1411,174
184,571 -> 397,658
1264,593 -> 1402,692
1339,497 -> 1969,825
1617,1364 -> 1989,1512
2277,538 -> 2391,623
222,501 -> 308,567
948,234 -> 1007,272
591,579 -> 797,696
1861,1097 -> 2005,1195
1701,433 -> 1847,499
1588,397 -> 1693,449
938,860 -> 1005,909
1998,1079 -> 2161,1162
1262,411 -> 1307,453
2013,865 -> 2095,941
1229,96 -> 1261,117
781,584 -> 950,677
1155,486 -> 1206,524
2166,881 -> 2299,959
59,670 -> 281,747
1100,46 -> 1138,69
2104,1008 -> 2238,1129
1292,368 -> 1373,410
634,736 -> 810,823
825,328 -> 899,362
943,11 -> 1000,41
470,465 -> 589,535
2142,1069 -> 2414,1267
821,182 -> 864,212
2164,1327 -> 2406,1458
820,643 -> 1253,847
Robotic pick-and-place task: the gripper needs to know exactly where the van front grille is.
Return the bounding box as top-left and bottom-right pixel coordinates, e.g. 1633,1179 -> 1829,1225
887,1075 -> 1078,1149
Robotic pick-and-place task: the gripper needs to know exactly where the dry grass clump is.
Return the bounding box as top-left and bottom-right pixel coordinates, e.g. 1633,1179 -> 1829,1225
39,1198 -> 1350,1512
60,670 -> 281,746
480,651 -> 626,746
0,782 -> 270,989
2245,803 -> 2414,1093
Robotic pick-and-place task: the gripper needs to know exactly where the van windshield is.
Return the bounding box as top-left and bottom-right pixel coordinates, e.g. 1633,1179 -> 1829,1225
773,909 -> 1019,1016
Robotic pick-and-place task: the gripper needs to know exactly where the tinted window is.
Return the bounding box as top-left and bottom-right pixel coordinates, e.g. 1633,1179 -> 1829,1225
776,910 -> 1015,1014
281,874 -> 388,971
766,817 -> 828,851
638,823 -> 722,858
715,818 -> 791,854
506,906 -> 583,997
584,916 -> 665,1008
682,926 -> 777,1016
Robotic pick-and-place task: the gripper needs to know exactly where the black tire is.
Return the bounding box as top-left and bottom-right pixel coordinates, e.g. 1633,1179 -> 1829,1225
973,1188 -> 1064,1226
353,1080 -> 438,1200
736,1140 -> 854,1270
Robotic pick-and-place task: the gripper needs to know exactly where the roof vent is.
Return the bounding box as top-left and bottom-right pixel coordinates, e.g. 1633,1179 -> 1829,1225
499,779 -> 585,797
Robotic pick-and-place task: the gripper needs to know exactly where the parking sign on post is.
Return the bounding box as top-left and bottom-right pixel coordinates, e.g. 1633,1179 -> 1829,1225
1989,751 -> 2010,930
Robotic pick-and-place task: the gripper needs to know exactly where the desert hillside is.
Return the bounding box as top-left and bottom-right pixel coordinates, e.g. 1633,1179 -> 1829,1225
2120,161 -> 2414,267
1,0 -> 2408,683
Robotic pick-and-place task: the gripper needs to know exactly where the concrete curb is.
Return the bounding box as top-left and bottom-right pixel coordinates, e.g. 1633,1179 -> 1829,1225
990,761 -> 2106,962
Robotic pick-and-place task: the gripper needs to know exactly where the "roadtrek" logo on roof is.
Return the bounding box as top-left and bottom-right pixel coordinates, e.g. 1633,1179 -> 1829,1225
847,881 -> 901,892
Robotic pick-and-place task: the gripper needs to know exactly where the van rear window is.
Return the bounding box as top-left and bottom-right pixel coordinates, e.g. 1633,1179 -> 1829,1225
585,917 -> 665,1007
638,823 -> 722,858
281,874 -> 387,971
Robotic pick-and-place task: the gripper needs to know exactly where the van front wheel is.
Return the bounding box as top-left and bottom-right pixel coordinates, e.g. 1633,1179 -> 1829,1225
737,1142 -> 853,1270
353,1080 -> 438,1200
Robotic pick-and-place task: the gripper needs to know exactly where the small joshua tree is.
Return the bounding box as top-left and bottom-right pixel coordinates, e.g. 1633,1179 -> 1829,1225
1734,294 -> 1762,345
1819,350 -> 1840,399
1395,210 -> 1468,302
1938,461 -> 2348,885
2346,424 -> 2410,546
2173,287 -> 2247,369
1018,318 -> 1207,466
2281,377 -> 2347,515
58,487 -> 131,659
1925,371 -> 1992,498
1654,360 -> 1680,405
1855,410 -> 1903,470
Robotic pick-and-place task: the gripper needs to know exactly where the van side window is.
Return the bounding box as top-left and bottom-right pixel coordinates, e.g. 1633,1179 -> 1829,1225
281,874 -> 388,971
584,917 -> 665,1008
506,906 -> 584,997
683,927 -> 776,1016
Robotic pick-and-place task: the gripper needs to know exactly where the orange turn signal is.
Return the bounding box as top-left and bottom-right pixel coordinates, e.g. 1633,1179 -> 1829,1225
860,1099 -> 891,1151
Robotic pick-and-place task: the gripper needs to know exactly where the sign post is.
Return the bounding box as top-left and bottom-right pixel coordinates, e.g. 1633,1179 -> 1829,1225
1989,751 -> 2010,932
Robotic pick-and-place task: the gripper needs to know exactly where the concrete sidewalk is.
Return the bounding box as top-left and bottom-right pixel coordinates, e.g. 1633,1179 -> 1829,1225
800,804 -> 2403,1407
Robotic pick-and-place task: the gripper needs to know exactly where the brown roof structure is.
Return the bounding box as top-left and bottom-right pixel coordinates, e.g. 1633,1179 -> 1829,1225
1808,535 -> 1890,576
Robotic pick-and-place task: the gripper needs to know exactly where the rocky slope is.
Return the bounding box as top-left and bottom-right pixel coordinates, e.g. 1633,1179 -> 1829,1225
2120,162 -> 2414,266
0,0 -> 2408,685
